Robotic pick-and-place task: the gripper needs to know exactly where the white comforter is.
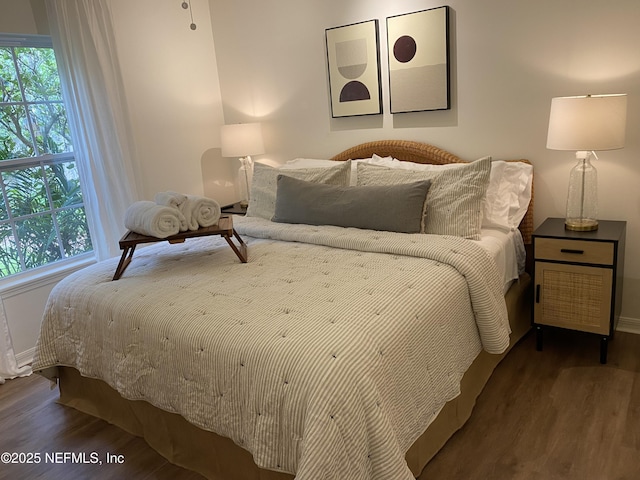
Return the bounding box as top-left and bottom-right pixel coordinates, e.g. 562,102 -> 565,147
33,216 -> 510,480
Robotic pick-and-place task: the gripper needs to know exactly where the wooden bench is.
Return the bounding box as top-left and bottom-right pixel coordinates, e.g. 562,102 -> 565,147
112,215 -> 247,280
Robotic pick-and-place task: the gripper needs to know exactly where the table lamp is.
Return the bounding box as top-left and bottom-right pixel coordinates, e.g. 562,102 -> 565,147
546,94 -> 627,231
220,123 -> 265,207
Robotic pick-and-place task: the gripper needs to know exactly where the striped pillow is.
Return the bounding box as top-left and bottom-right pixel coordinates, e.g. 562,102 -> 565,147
356,157 -> 491,239
247,160 -> 351,220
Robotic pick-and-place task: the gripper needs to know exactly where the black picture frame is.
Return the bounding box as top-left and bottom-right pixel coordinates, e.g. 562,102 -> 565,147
387,6 -> 450,113
325,20 -> 383,118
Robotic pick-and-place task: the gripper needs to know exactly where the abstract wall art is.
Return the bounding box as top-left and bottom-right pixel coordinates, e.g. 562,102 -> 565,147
325,20 -> 382,117
387,6 -> 450,113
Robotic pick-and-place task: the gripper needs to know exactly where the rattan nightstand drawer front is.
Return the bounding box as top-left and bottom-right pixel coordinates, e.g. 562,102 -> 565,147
534,238 -> 614,265
534,262 -> 612,335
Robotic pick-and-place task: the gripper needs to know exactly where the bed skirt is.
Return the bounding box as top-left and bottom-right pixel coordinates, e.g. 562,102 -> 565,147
54,273 -> 531,480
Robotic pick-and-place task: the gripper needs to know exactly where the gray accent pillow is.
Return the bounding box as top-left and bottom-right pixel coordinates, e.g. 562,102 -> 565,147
272,175 -> 431,233
247,161 -> 351,220
356,156 -> 491,239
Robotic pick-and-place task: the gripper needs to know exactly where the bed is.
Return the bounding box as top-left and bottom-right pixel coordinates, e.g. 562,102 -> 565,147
33,140 -> 534,480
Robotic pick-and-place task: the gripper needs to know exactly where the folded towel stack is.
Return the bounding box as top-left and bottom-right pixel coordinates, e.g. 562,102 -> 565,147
124,201 -> 183,238
154,191 -> 221,231
124,192 -> 222,238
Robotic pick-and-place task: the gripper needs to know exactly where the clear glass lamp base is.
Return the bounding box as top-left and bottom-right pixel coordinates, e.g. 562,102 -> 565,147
565,217 -> 598,231
565,151 -> 598,232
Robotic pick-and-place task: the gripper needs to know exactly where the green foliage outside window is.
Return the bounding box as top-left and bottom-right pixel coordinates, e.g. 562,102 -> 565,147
0,42 -> 92,278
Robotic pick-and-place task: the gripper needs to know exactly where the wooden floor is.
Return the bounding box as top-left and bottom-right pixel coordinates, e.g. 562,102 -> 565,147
1,329 -> 639,479
421,329 -> 640,480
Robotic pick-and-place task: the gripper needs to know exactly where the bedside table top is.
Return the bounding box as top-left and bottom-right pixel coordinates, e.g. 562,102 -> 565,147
221,202 -> 247,215
534,218 -> 626,242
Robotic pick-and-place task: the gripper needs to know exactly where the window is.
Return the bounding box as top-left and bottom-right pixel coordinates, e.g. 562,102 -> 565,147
0,34 -> 92,278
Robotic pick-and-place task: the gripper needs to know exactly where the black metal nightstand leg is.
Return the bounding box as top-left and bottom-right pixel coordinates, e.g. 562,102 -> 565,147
536,325 -> 543,351
600,337 -> 608,364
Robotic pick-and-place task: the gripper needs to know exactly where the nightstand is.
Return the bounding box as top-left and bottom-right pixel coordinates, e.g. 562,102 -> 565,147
221,202 -> 247,216
532,217 -> 625,363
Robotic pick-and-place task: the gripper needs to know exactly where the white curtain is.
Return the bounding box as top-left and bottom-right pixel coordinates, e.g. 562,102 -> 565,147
0,297 -> 31,384
45,0 -> 142,261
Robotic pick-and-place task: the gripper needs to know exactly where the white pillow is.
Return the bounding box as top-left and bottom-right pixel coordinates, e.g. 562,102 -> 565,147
367,153 -> 463,171
357,157 -> 491,240
247,160 -> 352,220
280,158 -> 338,169
483,161 -> 532,230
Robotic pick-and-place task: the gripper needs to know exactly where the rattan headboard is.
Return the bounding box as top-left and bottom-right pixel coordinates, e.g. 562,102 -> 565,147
331,140 -> 534,245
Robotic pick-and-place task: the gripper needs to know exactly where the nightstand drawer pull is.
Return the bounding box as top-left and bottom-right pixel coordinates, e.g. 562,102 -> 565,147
560,248 -> 584,255
536,284 -> 540,303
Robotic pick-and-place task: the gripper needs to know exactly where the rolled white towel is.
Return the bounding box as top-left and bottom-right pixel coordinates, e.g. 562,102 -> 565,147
154,191 -> 189,231
182,195 -> 221,229
155,191 -> 187,209
124,201 -> 181,238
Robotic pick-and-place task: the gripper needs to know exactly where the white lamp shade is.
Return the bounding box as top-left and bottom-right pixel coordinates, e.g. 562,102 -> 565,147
220,123 -> 265,157
546,94 -> 627,151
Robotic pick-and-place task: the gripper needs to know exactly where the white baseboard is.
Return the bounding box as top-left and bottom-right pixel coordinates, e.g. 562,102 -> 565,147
15,347 -> 35,369
617,316 -> 640,335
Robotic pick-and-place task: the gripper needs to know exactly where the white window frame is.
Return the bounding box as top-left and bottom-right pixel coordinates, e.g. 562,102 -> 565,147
0,33 -> 95,288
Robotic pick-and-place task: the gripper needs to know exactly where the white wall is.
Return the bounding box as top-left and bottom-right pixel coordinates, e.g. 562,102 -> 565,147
0,0 -> 48,34
110,0 -> 234,203
209,0 -> 640,322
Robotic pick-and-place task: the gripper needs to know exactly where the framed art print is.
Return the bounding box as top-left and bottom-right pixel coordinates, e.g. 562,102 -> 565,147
387,6 -> 450,113
325,20 -> 382,117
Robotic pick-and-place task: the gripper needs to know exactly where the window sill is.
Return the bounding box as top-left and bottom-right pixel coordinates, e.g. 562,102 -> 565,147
0,253 -> 96,298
